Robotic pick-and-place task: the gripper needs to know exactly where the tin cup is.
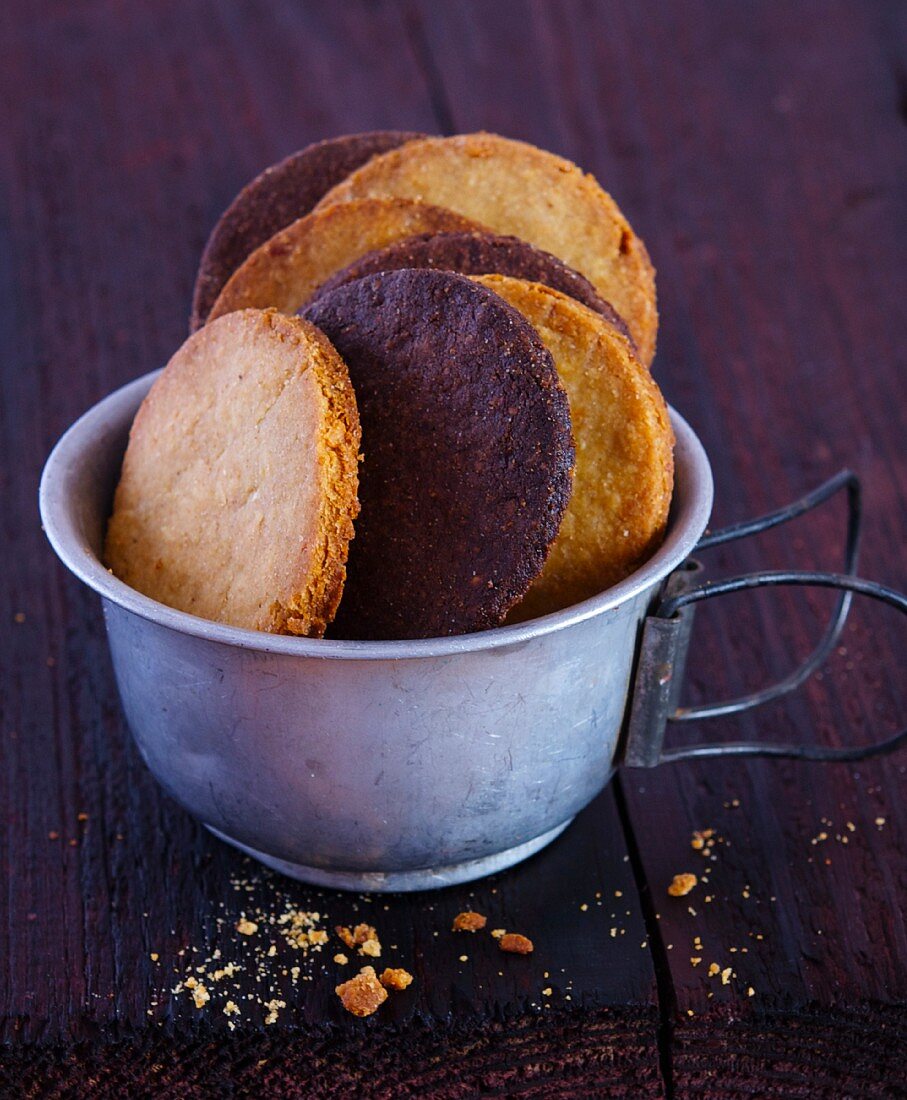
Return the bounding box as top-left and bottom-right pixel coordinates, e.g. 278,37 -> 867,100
39,372 -> 906,891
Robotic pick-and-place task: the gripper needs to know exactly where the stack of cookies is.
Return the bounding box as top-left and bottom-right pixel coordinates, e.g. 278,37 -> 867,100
106,132 -> 674,640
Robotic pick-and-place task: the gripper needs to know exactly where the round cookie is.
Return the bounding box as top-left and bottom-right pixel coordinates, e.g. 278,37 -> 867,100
105,309 -> 361,637
314,132 -> 658,366
191,131 -> 424,330
473,276 -> 673,620
306,230 -> 633,343
302,269 -> 575,640
207,198 -> 482,324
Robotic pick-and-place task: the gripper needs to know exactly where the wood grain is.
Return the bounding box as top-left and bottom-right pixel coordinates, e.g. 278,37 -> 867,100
0,0 -> 659,1095
414,0 -> 907,1092
1,0 -> 905,1095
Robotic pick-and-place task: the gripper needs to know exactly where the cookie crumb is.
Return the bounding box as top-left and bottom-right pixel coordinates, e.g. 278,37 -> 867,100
149,953 -> 159,962
668,873 -> 697,897
747,986 -> 755,997
707,963 -> 720,977
336,923 -> 379,953
224,1000 -> 240,1017
379,967 -> 413,991
542,987 -> 552,997
336,925 -> 356,948
236,918 -> 258,936
334,953 -> 349,965
336,966 -> 388,1017
490,928 -> 506,939
499,933 -> 533,955
452,911 -> 487,932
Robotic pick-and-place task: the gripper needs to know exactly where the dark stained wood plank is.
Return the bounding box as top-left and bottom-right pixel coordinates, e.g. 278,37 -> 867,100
0,0 -> 661,1094
415,0 -> 907,1093
0,0 -> 436,1042
1,796 -> 660,1097
3,0 -> 906,1093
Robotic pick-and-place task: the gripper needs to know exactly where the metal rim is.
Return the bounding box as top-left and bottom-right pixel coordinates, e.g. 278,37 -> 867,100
39,370 -> 714,660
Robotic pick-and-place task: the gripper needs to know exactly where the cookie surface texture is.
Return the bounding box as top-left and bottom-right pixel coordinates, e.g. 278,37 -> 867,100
207,198 -> 481,323
302,269 -> 575,640
308,230 -> 631,340
473,276 -> 673,619
105,309 -> 360,636
315,133 -> 658,365
191,131 -> 423,329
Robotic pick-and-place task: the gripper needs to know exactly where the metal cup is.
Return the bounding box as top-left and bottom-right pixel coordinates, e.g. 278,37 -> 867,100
41,372 -> 905,891
38,371 -> 709,890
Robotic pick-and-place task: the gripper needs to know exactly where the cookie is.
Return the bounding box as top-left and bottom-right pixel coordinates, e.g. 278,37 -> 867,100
207,198 -> 482,323
302,269 -> 574,640
105,309 -> 360,636
307,230 -> 633,343
473,276 -> 673,619
314,133 -> 658,366
191,131 -> 424,329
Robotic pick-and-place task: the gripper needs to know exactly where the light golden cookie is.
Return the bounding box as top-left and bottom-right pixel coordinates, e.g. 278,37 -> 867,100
207,198 -> 482,322
473,276 -> 673,619
315,133 -> 658,366
105,309 -> 360,636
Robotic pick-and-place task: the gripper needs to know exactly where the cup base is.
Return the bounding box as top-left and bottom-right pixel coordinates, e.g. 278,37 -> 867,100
205,819 -> 575,893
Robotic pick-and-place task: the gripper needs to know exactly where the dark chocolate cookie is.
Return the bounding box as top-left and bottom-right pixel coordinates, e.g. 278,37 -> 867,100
307,231 -> 633,344
303,269 -> 574,640
191,131 -> 424,330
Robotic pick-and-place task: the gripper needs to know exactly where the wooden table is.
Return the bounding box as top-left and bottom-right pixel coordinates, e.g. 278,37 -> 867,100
2,2 -> 905,1095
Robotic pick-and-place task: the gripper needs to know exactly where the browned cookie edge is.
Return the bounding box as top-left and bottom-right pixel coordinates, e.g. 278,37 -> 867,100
191,131 -> 425,330
306,230 -> 635,347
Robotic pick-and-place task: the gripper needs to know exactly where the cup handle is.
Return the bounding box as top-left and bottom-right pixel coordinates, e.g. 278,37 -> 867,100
621,471 -> 907,767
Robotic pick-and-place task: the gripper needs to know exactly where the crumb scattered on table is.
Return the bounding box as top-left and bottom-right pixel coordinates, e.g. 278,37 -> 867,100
499,933 -> 533,955
336,923 -> 381,956
668,872 -> 697,897
380,967 -> 413,990
452,910 -> 487,932
336,966 -> 388,1017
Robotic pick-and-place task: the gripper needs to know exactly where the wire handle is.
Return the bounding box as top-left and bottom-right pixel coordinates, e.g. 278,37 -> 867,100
680,469 -> 860,720
622,471 -> 907,767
